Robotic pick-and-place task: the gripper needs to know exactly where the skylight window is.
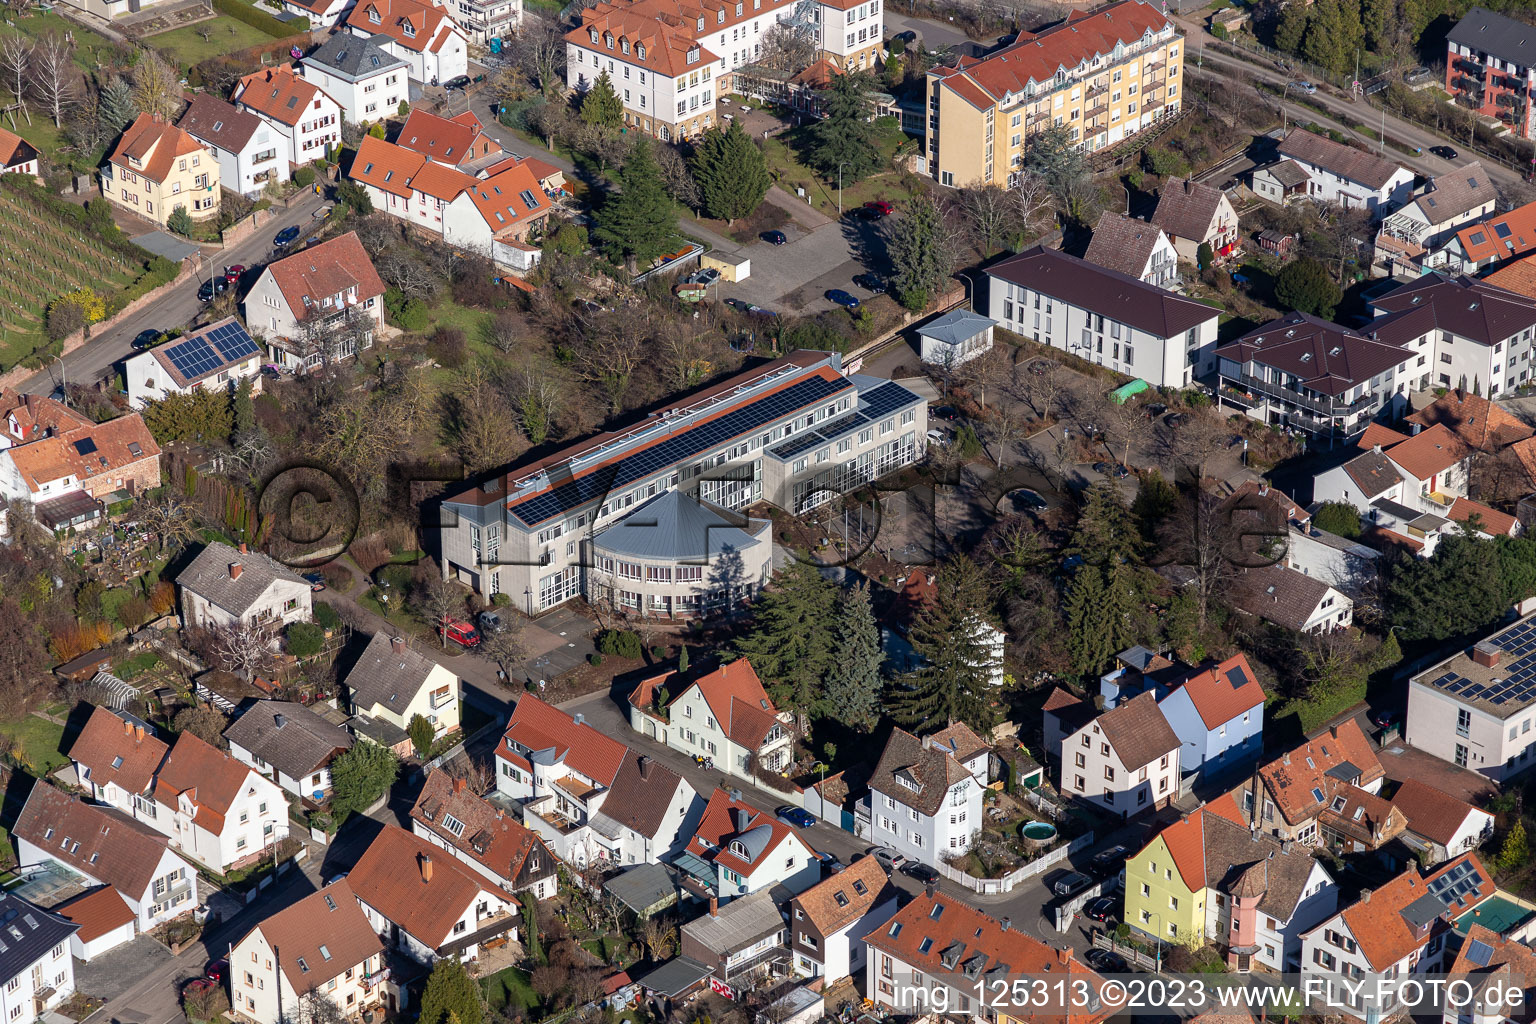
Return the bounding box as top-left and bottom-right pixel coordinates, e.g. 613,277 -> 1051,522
112,756 -> 123,769
834,891 -> 849,907
1311,787 -> 1325,802
918,937 -> 934,953
320,945 -> 333,961
297,958 -> 310,973
323,894 -> 337,911
444,814 -> 466,837
888,922 -> 903,938
929,903 -> 944,919
852,879 -> 867,895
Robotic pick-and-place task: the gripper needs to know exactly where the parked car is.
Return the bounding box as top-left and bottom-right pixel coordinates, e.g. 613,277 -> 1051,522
762,230 -> 787,245
223,264 -> 246,283
1430,145 -> 1458,160
864,199 -> 895,216
1084,897 -> 1117,923
1008,489 -> 1050,512
1142,403 -> 1168,419
1084,949 -> 1127,973
1092,461 -> 1129,479
1164,412 -> 1187,428
1091,844 -> 1130,871
1293,80 -> 1317,94
301,572 -> 326,592
777,806 -> 816,829
930,405 -> 957,420
261,363 -> 284,379
442,74 -> 472,90
902,862 -> 940,884
274,225 -> 302,248
1372,709 -> 1400,729
846,206 -> 880,221
478,610 -> 506,634
815,850 -> 844,873
132,329 -> 163,351
926,428 -> 947,444
853,272 -> 885,292
1028,359 -> 1054,376
893,29 -> 916,42
870,846 -> 904,870
197,277 -> 229,301
827,289 -> 861,309
1052,871 -> 1091,897
205,960 -> 228,983
439,617 -> 482,648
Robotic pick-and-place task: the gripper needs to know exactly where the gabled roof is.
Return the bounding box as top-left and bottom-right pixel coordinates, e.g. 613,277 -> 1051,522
1340,449 -> 1404,498
1336,853 -> 1493,969
108,114 -> 208,185
54,886 -> 134,942
1278,128 -> 1407,190
154,731 -> 259,835
345,826 -> 493,948
177,94 -> 264,153
303,33 -> 407,78
1083,211 -> 1169,279
1258,720 -> 1383,826
409,770 -> 554,886
1453,200 -> 1536,265
927,720 -> 990,765
499,693 -> 627,787
222,700 -> 352,782
260,231 -> 387,325
1392,779 -> 1492,847
1370,273 -> 1536,347
790,854 -> 894,936
1482,251 -> 1536,300
1383,422 -> 1471,480
397,108 -> 501,167
1092,691 -> 1179,770
144,317 -> 258,389
177,540 -> 308,618
1357,422 -> 1412,449
344,632 -> 449,720
1198,809 -> 1329,919
347,0 -> 462,54
69,706 -> 168,796
1214,311 -> 1414,397
236,66 -> 328,128
1172,654 -> 1265,729
0,125 -> 37,169
1404,390 -> 1535,453
350,134 -> 426,199
1261,159 -> 1311,188
245,881 -> 383,993
461,160 -> 553,234
0,389 -> 90,443
686,788 -> 803,877
1448,496 -> 1519,537
1151,178 -> 1228,243
5,412 -> 160,494
591,749 -> 691,842
871,727 -> 973,817
13,781 -> 174,897
988,247 -> 1218,340
1227,564 -> 1341,632
1446,922 -> 1536,983
679,659 -> 781,752
1408,162 -> 1495,227
0,892 -> 77,984
1448,7 -> 1536,74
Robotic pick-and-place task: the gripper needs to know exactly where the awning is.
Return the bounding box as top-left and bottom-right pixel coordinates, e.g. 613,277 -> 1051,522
36,491 -> 102,530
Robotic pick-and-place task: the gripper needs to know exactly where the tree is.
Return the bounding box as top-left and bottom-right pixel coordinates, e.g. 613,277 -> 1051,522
172,705 -> 229,747
413,569 -> 466,647
1196,241 -> 1214,270
804,73 -> 881,183
285,621 -> 325,658
45,295 -> 86,341
419,957 -> 484,1024
1274,3 -> 1310,52
1313,501 -> 1362,538
1024,122 -> 1091,218
956,184 -> 1019,255
141,389 -> 235,444
1158,488 -> 1243,633
888,555 -> 1001,734
329,740 -> 399,817
692,120 -> 771,224
232,375 -> 256,442
591,140 -> 675,266
28,33 -> 74,127
1275,256 -> 1342,319
209,620 -> 277,681
408,713 -> 435,759
759,19 -> 816,73
482,621 -> 526,681
131,50 -> 181,121
508,17 -> 567,96
167,205 -> 195,236
887,193 -> 955,311
733,561 -> 839,718
579,70 -> 623,129
652,141 -> 702,212
336,180 -> 373,216
507,355 -> 568,445
827,583 -> 881,728
1384,534 -> 1510,641
0,36 -> 31,116
1499,820 -> 1529,873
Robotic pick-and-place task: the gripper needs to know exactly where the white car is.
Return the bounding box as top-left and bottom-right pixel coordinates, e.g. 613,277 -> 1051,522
1294,80 -> 1317,94
926,428 -> 947,443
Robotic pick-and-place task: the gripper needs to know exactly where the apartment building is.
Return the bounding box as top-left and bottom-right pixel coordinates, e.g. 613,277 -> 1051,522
985,246 -> 1219,386
234,66 -> 343,169
627,658 -> 794,783
0,893 -> 76,1023
1445,7 -> 1536,139
1368,273 -> 1536,396
437,351 -> 925,612
448,0 -> 521,45
345,0 -> 469,84
101,113 -> 219,227
867,728 -> 984,865
300,34 -> 410,124
564,0 -> 882,142
924,0 -> 1182,188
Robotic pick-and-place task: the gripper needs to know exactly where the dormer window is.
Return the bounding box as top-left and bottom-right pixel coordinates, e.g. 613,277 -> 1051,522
735,2 -> 741,12
589,28 -> 599,42
368,7 -> 380,22
402,19 -> 415,36
604,31 -> 614,48
730,840 -> 747,856
621,38 -> 629,52
717,9 -> 724,21
687,47 -> 699,63
637,43 -> 646,58
696,15 -> 704,28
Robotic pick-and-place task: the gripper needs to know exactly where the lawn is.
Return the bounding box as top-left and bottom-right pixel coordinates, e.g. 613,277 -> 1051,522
145,18 -> 276,71
0,715 -> 69,777
760,120 -> 917,218
0,11 -> 118,73
482,966 -> 542,1014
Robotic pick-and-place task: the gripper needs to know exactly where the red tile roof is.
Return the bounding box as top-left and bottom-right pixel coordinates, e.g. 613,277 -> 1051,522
108,114 -> 208,185
0,126 -> 38,170
348,825 -> 497,948
69,707 -> 169,796
347,0 -> 460,54
1383,422 -> 1471,480
686,659 -> 781,751
1391,779 -> 1489,847
1174,654 -> 1265,730
687,788 -> 804,877
236,66 -> 329,128
247,880 -> 383,992
1455,200 -> 1536,265
461,161 -> 552,236
263,231 -> 387,325
1258,719 -> 1384,826
1403,390 -> 1535,453
410,159 -> 479,201
1157,808 -> 1207,891
398,108 -> 501,166
500,694 -> 627,787
351,134 -> 423,198
54,886 -> 135,942
1448,496 -> 1519,537
1339,853 -> 1492,969
6,412 -> 160,495
153,731 -> 257,836
409,770 -> 554,888
1357,422 -> 1412,449
14,782 -> 175,898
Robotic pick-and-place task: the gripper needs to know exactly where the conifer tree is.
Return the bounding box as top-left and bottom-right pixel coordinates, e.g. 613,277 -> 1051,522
733,561 -> 838,718
579,70 -> 623,128
888,556 -> 1000,734
592,140 -> 675,265
805,73 -> 881,182
692,119 -> 771,224
827,582 -> 882,728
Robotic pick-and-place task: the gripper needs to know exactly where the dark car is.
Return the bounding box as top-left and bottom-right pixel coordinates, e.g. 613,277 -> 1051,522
893,29 -> 916,42
1091,844 -> 1130,871
1084,897 -> 1117,923
132,329 -> 162,351
1085,949 -> 1127,973
274,225 -> 302,248
301,572 -> 326,592
827,289 -> 861,309
1052,871 -> 1091,897
1009,489 -> 1050,512
205,960 -> 229,984
762,229 -> 787,245
777,806 -> 816,829
1372,709 -> 1400,729
1430,145 -> 1458,160
930,405 -> 957,420
693,267 -> 720,285
903,861 -> 940,884
846,206 -> 880,221
224,264 -> 246,283
852,272 -> 885,292
1028,359 -> 1054,376
197,277 -> 229,301
442,74 -> 472,90
1143,402 -> 1168,419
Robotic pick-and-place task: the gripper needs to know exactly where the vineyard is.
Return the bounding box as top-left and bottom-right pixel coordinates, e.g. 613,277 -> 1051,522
0,187 -> 142,371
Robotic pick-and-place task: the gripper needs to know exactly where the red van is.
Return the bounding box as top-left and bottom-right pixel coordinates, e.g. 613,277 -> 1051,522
439,618 -> 481,648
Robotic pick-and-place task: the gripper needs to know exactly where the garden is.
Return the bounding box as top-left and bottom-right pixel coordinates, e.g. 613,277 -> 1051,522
145,18 -> 279,70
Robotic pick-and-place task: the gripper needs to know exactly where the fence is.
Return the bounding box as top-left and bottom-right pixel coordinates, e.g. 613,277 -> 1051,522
1091,933 -> 1163,972
934,828 -> 1097,895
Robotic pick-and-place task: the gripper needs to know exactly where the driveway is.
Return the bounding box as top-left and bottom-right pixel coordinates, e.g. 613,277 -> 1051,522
724,204 -> 889,313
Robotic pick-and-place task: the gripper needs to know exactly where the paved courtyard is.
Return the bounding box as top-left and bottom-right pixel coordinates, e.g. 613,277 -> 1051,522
75,935 -> 177,1004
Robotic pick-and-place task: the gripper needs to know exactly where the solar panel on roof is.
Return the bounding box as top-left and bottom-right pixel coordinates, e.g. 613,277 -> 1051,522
1466,938 -> 1495,967
72,437 -> 97,456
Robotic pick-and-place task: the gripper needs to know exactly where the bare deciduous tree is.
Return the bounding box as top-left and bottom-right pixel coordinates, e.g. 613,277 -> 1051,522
1157,410 -> 1233,486
130,50 -> 181,121
1158,488 -> 1243,632
1015,169 -> 1053,230
955,183 -> 1019,255
652,140 -> 701,213
28,33 -> 75,127
505,16 -> 566,96
209,620 -> 278,681
507,354 -> 569,445
0,35 -> 32,110
445,361 -> 524,473
141,490 -> 202,553
447,754 -> 495,794
577,310 -> 650,415
759,18 -> 816,74
981,403 -> 1029,469
413,564 -> 467,647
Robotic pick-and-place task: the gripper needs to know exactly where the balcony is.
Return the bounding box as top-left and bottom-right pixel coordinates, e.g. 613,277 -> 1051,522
1454,75 -> 1484,93
525,795 -> 586,834
1455,57 -> 1485,76
1085,102 -> 1108,119
1144,58 -> 1165,73
1087,82 -> 1108,99
1226,372 -> 1382,418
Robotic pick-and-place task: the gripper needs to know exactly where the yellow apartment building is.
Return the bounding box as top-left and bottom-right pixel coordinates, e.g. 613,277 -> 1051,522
102,113 -> 221,227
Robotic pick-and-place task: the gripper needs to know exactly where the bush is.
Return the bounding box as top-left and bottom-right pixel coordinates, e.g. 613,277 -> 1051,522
166,205 -> 195,236
1313,501 -> 1362,539
313,601 -> 341,630
651,645 -> 667,660
211,0 -> 308,35
596,629 -> 643,659
432,326 -> 467,368
293,166 -> 316,188
491,592 -> 511,606
588,652 -> 604,666
286,621 -> 326,658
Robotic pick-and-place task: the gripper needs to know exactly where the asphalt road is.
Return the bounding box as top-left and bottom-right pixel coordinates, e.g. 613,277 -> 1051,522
20,192 -> 331,397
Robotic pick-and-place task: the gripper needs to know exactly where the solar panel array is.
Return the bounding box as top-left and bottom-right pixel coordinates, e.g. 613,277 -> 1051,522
1427,858 -> 1485,907
162,321 -> 260,382
768,381 -> 919,461
1466,938 -> 1495,967
510,374 -> 849,526
1428,619 -> 1536,707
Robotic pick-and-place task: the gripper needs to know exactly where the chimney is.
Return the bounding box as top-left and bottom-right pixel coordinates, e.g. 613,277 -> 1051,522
229,562 -> 243,580
1360,888 -> 1372,904
239,542 -> 247,554
925,879 -> 937,899
1373,444 -> 1383,454
728,787 -> 742,802
1056,946 -> 1071,966
1474,642 -> 1502,668
1000,917 -> 1011,932
574,713 -> 584,726
391,636 -> 406,654
1281,839 -> 1293,854
123,719 -> 133,736
1330,725 -> 1339,739
734,808 -> 752,832
274,714 -> 286,730
708,896 -> 718,917
134,724 -> 144,742
452,776 -> 465,794
638,755 -> 652,780
420,854 -> 433,883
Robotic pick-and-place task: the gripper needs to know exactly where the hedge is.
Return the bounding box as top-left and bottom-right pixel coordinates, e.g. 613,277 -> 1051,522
212,0 -> 309,36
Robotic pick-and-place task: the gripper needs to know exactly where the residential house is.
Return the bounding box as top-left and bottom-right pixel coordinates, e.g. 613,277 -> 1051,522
0,410 -> 161,531
678,788 -> 820,901
1482,249 -> 1536,307
1312,423 -> 1477,546
882,570 -> 1006,686
0,892 -> 76,1020
124,317 -> 264,410
1380,162 -> 1498,252
985,246 -> 1221,386
1219,481 -> 1379,596
867,728 -> 984,863
243,231 -> 387,371
1214,311 -> 1418,439
1250,158 -> 1313,206
300,34 -> 411,123
1424,199 -> 1536,275
1445,7 -> 1536,139
149,731 -> 291,872
786,854 -> 898,982
1123,793 -> 1337,970
1300,854 -> 1494,1020
1153,654 -> 1265,778
445,0 -> 520,45
178,95 -> 283,198
1441,924 -> 1536,1024
1390,779 -> 1495,865
396,108 -> 504,171
627,658 -> 793,783
1256,129 -> 1413,213
1151,178 -> 1238,262
409,770 -> 558,898
229,881 -> 387,1024
914,309 -> 997,367
1406,612 -> 1536,781
13,781 -> 199,951
565,0 -> 884,143
101,113 -> 219,226
923,0 -> 1183,187
1406,388 -> 1536,451
177,540 -> 312,631
347,825 -> 518,962
235,66 -> 342,170
0,389 -> 92,449
345,0 -> 468,84
1041,686 -> 1099,774
53,887 -> 138,962
68,708 -> 169,820
1226,564 -> 1355,633
223,701 -> 354,803
341,632 -> 459,754
1368,273 -> 1536,395
497,694 -> 701,867
441,158 -> 554,271
679,892 -> 788,986
1057,691 -> 1179,818
437,351 -> 925,606
925,720 -> 993,785
1083,212 -> 1180,289
0,126 -> 40,176
863,890 -> 1111,1023
1233,719 -> 1392,849
350,134 -> 478,238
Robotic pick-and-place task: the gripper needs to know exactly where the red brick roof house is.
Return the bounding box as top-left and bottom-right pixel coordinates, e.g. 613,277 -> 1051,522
243,231 -> 387,371
409,770 -> 558,898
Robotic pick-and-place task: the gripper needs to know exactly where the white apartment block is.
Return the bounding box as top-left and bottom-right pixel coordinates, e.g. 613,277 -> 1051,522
1407,614 -> 1536,781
